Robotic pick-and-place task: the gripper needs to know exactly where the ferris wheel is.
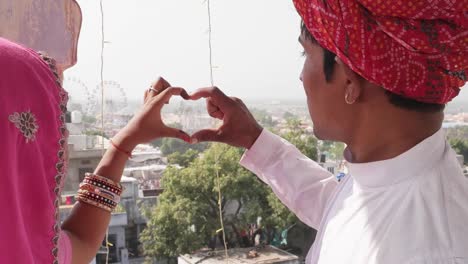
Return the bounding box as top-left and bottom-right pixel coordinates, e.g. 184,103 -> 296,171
94,80 -> 128,115
63,76 -> 99,116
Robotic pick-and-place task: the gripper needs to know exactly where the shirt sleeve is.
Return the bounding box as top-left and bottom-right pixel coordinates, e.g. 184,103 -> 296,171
58,230 -> 72,264
240,129 -> 338,229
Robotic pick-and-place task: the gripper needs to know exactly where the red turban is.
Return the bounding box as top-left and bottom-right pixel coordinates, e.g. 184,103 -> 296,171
293,0 -> 467,104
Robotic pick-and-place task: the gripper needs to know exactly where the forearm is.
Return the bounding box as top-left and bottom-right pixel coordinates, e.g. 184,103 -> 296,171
240,129 -> 338,229
61,132 -> 137,264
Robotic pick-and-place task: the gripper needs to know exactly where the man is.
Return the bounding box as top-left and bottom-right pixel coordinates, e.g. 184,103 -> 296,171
189,0 -> 468,263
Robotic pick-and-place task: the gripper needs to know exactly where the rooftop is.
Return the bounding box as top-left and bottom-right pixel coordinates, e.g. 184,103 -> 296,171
178,246 -> 299,264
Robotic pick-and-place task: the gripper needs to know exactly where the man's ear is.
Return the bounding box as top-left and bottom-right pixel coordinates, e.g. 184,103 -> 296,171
335,57 -> 363,104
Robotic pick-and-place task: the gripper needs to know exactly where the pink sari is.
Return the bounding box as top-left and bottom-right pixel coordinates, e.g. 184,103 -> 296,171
0,38 -> 72,263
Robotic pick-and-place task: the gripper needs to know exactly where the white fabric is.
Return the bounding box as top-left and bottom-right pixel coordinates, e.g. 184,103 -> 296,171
240,129 -> 468,264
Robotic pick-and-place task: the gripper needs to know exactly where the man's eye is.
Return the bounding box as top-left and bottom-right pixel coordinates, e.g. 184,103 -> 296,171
300,50 -> 306,57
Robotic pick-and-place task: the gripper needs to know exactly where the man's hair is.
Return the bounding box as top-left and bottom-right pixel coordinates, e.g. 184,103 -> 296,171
300,21 -> 445,112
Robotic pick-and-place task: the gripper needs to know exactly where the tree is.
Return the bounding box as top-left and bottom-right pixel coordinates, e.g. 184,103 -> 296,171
251,108 -> 276,129
283,111 -> 297,121
280,119 -> 318,161
167,149 -> 200,167
141,121 -> 320,260
446,126 -> 468,165
445,126 -> 468,140
159,138 -> 209,156
140,144 -> 273,259
449,138 -> 468,165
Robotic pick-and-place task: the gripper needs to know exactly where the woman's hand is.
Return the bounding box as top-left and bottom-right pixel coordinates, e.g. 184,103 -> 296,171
112,77 -> 191,151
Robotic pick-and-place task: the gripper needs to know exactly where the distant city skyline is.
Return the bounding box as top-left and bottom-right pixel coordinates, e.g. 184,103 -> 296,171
64,0 -> 467,104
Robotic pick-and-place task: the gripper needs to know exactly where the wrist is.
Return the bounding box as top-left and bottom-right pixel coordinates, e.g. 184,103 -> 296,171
112,130 -> 138,153
245,125 -> 263,149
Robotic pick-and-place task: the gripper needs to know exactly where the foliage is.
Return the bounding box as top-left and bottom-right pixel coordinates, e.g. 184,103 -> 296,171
449,138 -> 468,165
446,126 -> 468,165
280,118 -> 318,161
84,130 -> 108,139
283,111 -> 297,121
141,118 -> 320,259
167,149 -> 200,167
140,144 -> 273,259
445,126 -> 468,140
319,141 -> 345,161
251,108 -> 277,129
159,138 -> 209,156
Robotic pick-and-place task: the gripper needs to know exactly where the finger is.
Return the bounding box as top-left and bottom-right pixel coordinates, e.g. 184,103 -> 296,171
160,126 -> 191,143
190,129 -> 223,144
150,77 -> 171,95
156,87 -> 190,105
144,90 -> 149,103
189,87 -> 232,106
207,99 -> 224,119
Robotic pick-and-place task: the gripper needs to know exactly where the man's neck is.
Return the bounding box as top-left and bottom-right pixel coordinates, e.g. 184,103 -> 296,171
345,111 -> 443,163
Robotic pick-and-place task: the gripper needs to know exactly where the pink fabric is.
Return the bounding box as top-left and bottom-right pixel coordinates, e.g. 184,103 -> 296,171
58,231 -> 72,264
240,129 -> 338,229
0,38 -> 70,263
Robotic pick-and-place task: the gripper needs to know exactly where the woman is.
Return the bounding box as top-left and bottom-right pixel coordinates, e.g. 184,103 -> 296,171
0,37 -> 191,263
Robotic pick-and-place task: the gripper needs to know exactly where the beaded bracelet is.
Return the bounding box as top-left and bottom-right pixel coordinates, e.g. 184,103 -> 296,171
84,173 -> 123,195
77,189 -> 118,207
76,195 -> 112,212
77,173 -> 123,212
79,183 -> 114,200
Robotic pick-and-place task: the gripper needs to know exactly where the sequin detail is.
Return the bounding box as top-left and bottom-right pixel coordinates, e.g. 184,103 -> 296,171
9,111 -> 39,143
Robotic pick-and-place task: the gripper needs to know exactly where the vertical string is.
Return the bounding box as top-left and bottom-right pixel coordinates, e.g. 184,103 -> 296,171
99,0 -> 110,263
206,0 -> 229,261
207,0 -> 214,87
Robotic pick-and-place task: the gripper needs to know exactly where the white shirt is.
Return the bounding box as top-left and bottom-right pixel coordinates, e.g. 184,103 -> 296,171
240,129 -> 468,264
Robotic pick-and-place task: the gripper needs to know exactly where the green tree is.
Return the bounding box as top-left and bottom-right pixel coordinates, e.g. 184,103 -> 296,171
140,144 -> 272,259
283,111 -> 297,121
159,138 -> 209,156
167,149 -> 200,167
445,126 -> 468,140
449,138 -> 468,165
280,119 -> 318,161
141,121 -> 320,260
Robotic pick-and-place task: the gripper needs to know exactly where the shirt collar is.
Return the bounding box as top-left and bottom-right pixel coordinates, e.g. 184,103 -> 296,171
345,128 -> 446,188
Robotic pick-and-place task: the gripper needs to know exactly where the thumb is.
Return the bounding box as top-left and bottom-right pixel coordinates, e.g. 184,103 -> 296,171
161,126 -> 191,143
190,129 -> 223,144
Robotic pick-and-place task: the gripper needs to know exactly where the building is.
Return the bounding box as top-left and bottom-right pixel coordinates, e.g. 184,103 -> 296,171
178,246 -> 300,264
62,135 -> 105,195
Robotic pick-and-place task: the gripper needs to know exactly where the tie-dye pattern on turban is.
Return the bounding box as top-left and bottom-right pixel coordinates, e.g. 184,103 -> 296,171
293,0 -> 467,104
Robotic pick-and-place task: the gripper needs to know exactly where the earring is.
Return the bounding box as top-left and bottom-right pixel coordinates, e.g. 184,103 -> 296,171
345,93 -> 356,105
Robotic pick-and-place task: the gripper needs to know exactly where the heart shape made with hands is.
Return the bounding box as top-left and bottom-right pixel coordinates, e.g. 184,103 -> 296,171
161,97 -> 222,137
149,78 -> 260,148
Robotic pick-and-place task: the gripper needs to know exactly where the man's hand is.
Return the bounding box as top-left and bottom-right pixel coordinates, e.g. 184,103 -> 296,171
189,87 -> 263,149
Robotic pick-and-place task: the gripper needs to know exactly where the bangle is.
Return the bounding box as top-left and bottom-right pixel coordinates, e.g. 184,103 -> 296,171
77,173 -> 123,212
110,139 -> 132,158
84,173 -> 124,195
76,195 -> 112,212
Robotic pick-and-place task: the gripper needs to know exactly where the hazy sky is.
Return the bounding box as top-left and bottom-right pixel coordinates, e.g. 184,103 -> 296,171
64,0 -> 467,104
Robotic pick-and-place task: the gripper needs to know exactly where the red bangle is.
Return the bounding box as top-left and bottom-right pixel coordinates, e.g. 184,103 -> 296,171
110,139 -> 132,158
